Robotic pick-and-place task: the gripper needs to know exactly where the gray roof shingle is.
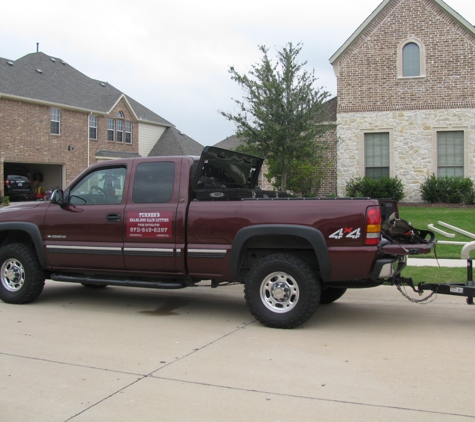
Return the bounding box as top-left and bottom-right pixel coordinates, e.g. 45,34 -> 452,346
148,127 -> 203,156
0,52 -> 172,126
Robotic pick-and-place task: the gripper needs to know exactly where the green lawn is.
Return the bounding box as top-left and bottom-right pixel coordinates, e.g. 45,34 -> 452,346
401,266 -> 467,285
395,206 -> 474,285
398,206 -> 475,259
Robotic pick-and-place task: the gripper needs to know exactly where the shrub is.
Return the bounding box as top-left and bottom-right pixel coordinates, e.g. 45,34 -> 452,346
420,175 -> 475,204
345,176 -> 405,201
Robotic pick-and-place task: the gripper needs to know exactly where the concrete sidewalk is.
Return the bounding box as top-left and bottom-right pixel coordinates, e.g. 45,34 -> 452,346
1,280 -> 474,421
407,258 -> 468,267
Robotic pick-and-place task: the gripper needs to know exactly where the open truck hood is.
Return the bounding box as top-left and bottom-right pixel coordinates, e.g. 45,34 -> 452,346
191,146 -> 264,190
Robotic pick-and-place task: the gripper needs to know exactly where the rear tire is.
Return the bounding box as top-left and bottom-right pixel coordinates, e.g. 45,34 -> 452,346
0,243 -> 45,304
320,287 -> 347,304
244,253 -> 321,328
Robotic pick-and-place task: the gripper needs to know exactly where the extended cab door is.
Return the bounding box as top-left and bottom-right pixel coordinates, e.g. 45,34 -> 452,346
123,158 -> 182,274
44,165 -> 127,270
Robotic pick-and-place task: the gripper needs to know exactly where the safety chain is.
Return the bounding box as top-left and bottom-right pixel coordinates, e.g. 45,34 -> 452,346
396,283 -> 438,304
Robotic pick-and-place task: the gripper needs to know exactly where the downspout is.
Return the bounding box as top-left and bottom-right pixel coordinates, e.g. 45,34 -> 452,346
87,112 -> 91,167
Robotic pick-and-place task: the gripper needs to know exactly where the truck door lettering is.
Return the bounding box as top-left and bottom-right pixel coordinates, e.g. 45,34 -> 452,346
127,211 -> 172,238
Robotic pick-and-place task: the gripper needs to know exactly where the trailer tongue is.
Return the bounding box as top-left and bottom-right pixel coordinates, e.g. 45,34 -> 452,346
394,258 -> 475,305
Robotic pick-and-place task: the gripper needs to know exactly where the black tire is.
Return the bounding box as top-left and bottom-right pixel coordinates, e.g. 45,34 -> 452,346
320,287 -> 347,304
244,253 -> 321,329
81,283 -> 108,288
0,243 -> 45,304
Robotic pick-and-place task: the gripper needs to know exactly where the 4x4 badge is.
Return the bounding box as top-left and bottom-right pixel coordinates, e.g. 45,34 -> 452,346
329,228 -> 361,240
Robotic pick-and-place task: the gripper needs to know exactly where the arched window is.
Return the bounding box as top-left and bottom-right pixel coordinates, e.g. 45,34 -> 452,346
403,43 -> 420,77
397,38 -> 425,79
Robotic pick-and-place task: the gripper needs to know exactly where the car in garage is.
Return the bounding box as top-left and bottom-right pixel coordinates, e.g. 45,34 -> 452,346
4,167 -> 31,201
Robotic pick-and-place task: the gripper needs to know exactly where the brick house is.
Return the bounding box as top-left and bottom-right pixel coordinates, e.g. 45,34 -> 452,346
0,52 -> 202,194
331,0 -> 475,201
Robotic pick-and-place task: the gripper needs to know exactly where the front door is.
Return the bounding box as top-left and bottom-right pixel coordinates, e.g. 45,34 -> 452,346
44,166 -> 127,271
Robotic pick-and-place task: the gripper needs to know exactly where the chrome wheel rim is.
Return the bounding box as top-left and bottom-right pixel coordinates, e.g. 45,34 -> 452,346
1,258 -> 25,292
260,271 -> 299,313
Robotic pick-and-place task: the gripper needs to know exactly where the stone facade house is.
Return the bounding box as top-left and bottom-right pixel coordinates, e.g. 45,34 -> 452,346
330,0 -> 475,201
0,52 -> 202,194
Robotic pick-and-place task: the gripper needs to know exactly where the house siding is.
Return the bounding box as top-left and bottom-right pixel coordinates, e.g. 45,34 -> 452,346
0,98 -> 88,187
138,123 -> 166,157
0,96 -> 140,189
89,99 -> 139,165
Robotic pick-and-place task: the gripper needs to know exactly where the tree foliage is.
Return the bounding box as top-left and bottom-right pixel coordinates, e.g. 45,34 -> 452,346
220,43 -> 334,193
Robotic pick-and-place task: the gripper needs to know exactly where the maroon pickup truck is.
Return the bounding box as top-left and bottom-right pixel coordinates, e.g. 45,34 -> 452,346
0,147 -> 434,328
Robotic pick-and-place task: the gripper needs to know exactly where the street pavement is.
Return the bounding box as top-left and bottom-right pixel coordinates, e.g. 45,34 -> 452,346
1,279 -> 474,422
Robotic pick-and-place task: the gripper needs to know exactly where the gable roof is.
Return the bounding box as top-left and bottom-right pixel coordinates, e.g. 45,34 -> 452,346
213,135 -> 243,150
0,52 -> 172,126
148,126 -> 203,156
329,0 -> 475,65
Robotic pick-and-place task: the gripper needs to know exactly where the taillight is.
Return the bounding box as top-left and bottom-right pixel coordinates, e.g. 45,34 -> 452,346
5,180 -> 9,187
365,206 -> 381,245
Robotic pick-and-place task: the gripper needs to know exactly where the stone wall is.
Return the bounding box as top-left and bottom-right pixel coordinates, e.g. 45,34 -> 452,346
337,108 -> 475,201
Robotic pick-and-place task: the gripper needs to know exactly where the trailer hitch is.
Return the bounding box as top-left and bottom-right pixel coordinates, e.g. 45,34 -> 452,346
393,258 -> 475,305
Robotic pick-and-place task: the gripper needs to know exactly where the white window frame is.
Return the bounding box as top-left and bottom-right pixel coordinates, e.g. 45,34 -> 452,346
107,118 -> 115,142
116,119 -> 124,143
125,121 -> 132,144
89,115 -> 97,140
50,107 -> 61,135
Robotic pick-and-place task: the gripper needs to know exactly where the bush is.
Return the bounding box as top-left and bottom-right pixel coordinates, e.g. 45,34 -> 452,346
420,175 -> 475,204
345,176 -> 405,201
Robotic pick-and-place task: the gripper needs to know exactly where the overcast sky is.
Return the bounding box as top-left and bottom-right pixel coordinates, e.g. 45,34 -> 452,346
1,0 -> 474,147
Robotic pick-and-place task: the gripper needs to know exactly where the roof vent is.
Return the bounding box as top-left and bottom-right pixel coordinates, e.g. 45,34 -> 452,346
50,57 -> 56,62
7,61 -> 13,66
60,60 -> 66,65
36,69 -> 43,74
100,82 -> 106,87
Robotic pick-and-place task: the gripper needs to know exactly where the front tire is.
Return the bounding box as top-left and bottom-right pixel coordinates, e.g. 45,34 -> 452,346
244,253 -> 321,328
0,243 -> 45,304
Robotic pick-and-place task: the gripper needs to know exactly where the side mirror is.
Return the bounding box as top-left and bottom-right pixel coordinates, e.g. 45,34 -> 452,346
50,189 -> 65,206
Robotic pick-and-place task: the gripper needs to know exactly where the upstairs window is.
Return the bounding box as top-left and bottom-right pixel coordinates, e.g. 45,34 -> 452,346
438,131 -> 464,177
50,108 -> 60,135
107,118 -> 115,141
365,132 -> 389,179
117,119 -> 124,143
125,121 -> 132,144
397,38 -> 426,79
107,111 -> 132,144
89,115 -> 97,140
403,43 -> 420,77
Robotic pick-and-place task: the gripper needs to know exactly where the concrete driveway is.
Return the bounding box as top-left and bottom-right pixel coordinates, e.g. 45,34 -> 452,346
1,280 -> 474,421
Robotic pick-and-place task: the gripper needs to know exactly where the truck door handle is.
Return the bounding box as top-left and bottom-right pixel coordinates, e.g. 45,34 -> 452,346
106,213 -> 122,223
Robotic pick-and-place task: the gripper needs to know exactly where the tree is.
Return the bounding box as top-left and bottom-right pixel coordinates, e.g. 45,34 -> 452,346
220,42 -> 334,193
